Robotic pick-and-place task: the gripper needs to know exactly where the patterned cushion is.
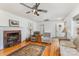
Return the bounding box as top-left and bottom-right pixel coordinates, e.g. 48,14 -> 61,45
60,41 -> 76,48
76,47 -> 79,52
60,45 -> 79,56
73,37 -> 79,47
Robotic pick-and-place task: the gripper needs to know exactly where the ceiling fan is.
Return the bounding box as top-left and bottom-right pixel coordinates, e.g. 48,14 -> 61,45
20,3 -> 47,16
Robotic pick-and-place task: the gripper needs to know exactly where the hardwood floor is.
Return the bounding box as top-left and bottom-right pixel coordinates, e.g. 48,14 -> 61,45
0,40 -> 60,56
0,41 -> 29,56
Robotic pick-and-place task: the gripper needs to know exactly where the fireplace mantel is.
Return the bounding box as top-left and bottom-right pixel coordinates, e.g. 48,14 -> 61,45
0,27 -> 21,50
3,30 -> 21,48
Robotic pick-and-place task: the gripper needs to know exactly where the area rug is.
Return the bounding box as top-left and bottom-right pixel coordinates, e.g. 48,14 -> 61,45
9,44 -> 46,56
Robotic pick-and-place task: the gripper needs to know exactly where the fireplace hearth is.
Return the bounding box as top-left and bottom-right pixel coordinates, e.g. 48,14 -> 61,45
3,30 -> 21,48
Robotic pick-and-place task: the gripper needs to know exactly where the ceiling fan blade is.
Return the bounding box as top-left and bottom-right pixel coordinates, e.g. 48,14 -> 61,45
33,11 -> 39,16
33,3 -> 40,9
36,12 -> 39,16
36,13 -> 39,16
36,3 -> 40,8
20,3 -> 33,9
38,9 -> 47,13
26,11 -> 31,14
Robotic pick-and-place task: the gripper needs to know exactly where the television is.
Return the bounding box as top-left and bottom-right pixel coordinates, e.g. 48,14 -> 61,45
34,31 -> 40,36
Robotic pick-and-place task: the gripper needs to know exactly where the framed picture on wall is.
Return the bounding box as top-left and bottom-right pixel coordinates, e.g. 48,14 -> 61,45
9,19 -> 19,27
57,23 -> 64,32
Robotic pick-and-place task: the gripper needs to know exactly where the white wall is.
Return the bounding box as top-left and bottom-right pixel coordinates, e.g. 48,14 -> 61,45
0,10 -> 37,49
37,5 -> 79,40
37,20 -> 64,38
64,5 -> 79,40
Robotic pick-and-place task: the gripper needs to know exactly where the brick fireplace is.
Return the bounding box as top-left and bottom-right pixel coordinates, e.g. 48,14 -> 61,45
3,30 -> 21,48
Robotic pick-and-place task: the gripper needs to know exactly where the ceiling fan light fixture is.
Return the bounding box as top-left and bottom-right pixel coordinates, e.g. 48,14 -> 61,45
32,9 -> 36,13
20,3 -> 47,16
33,12 -> 39,16
32,9 -> 39,16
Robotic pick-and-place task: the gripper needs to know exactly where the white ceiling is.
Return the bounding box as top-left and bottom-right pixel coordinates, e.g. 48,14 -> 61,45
0,3 -> 78,22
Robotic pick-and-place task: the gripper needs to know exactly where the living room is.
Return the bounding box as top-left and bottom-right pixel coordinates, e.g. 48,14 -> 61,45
0,2 -> 79,57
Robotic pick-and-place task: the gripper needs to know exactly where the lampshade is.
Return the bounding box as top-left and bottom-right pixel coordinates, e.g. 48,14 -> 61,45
63,27 -> 67,32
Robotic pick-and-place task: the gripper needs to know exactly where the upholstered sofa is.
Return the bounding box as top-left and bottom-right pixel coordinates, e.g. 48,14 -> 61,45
60,37 -> 79,56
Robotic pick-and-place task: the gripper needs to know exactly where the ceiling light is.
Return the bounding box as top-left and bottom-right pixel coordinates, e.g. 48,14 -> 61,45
44,19 -> 49,21
56,17 -> 63,20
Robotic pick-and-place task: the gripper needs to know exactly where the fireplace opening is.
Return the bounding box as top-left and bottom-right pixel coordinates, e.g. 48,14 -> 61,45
3,30 -> 21,48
